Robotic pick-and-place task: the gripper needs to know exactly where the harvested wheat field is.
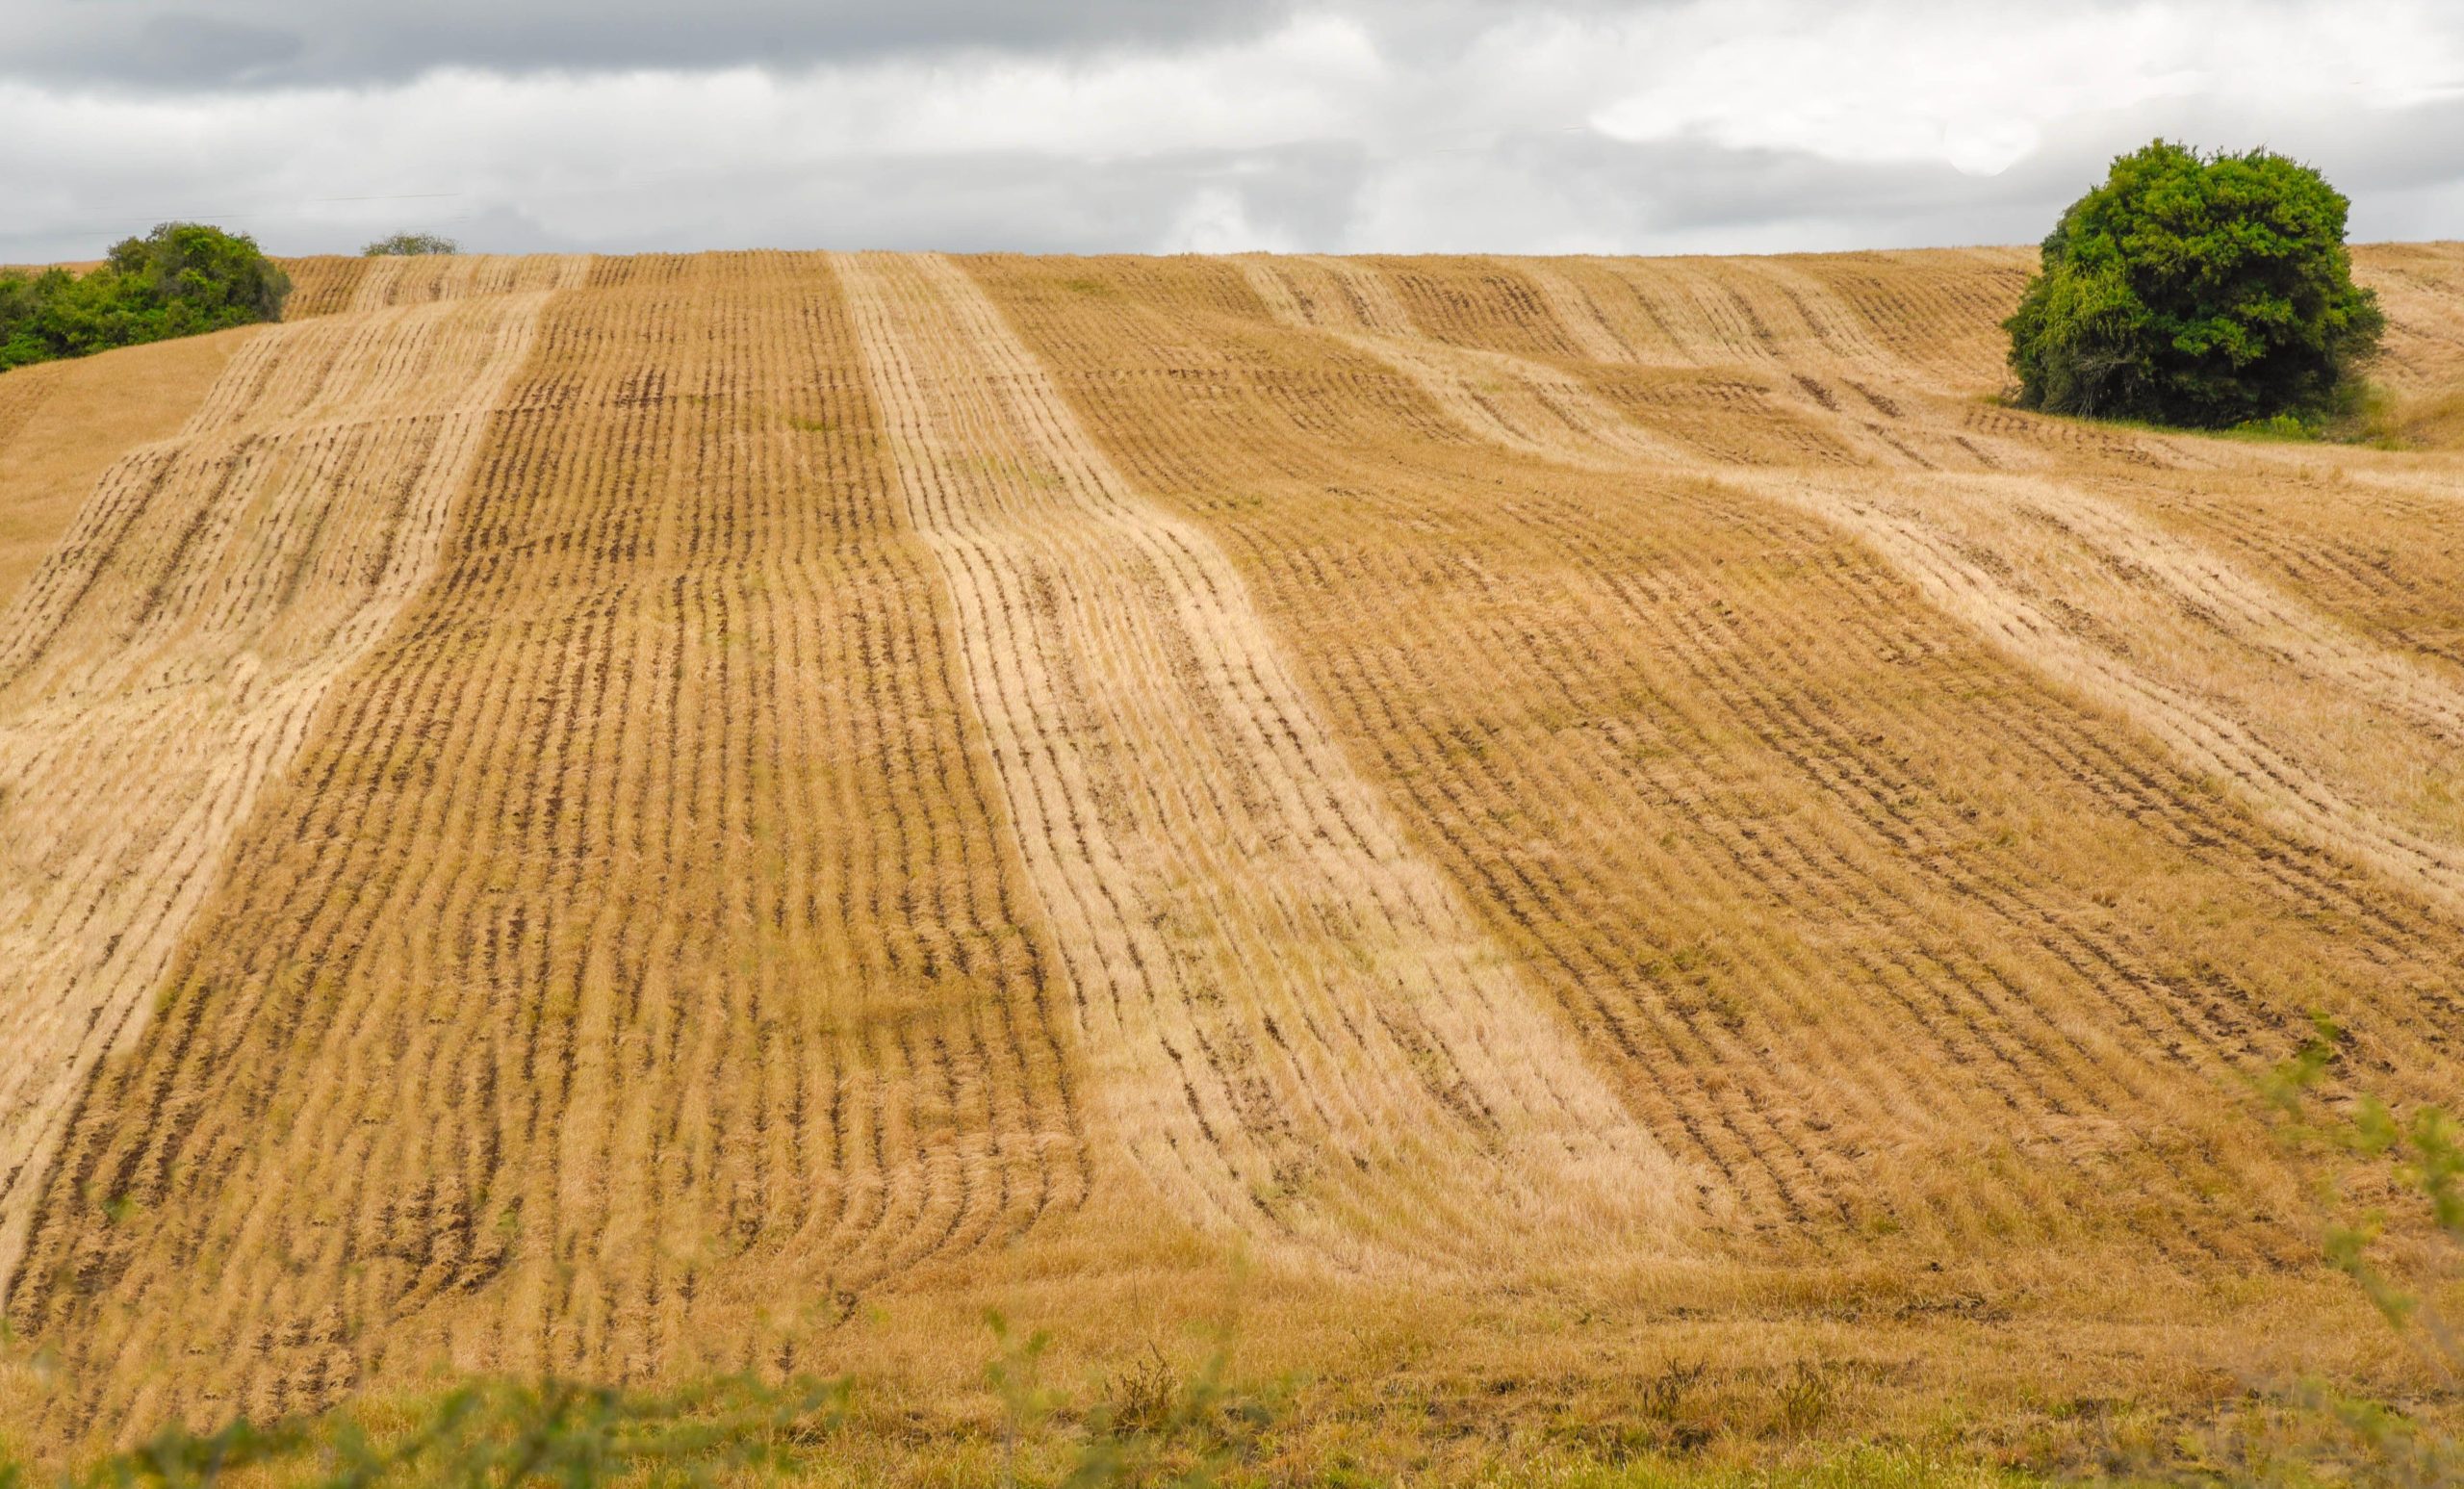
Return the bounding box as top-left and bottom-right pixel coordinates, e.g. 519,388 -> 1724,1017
0,244 -> 2461,1478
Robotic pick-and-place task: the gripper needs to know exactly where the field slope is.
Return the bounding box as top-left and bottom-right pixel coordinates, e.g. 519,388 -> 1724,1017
0,244 -> 2461,1466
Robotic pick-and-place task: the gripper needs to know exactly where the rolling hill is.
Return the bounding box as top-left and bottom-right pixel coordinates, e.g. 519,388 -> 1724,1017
1,244 -> 2461,1471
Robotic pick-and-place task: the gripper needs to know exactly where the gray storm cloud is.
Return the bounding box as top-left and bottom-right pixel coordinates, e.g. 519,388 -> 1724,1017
1,0 -> 2457,263
0,1 -> 1292,88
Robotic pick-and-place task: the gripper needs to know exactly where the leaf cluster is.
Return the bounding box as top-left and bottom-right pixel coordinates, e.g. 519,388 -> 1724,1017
0,224 -> 290,372
2226,1015 -> 2464,1485
2005,140 -> 2385,427
2265,1015 -> 2464,1354
363,234 -> 460,258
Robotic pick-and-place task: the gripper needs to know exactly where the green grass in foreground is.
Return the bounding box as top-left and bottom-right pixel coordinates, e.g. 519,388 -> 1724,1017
0,1379 -> 2035,1489
1982,376 -> 2455,449
8,1348 -> 2455,1489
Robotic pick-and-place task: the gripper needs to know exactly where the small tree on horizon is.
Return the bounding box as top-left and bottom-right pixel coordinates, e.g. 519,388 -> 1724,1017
2005,140 -> 2384,428
365,232 -> 460,257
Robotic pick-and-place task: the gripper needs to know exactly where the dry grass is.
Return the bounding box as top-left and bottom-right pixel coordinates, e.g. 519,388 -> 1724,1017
277,256 -> 371,320
2388,385 -> 2464,449
0,255 -> 583,1326
0,327 -> 260,608
0,244 -> 2459,1477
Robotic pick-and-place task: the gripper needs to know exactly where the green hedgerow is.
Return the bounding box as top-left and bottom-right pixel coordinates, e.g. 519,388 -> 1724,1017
2005,140 -> 2384,428
0,222 -> 290,372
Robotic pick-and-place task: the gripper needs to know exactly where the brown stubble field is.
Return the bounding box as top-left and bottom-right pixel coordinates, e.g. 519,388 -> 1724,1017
0,242 -> 2459,1473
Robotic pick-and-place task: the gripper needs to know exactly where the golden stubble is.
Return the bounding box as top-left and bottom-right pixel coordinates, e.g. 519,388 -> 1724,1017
0,244 -> 2458,1459
1234,249 -> 2464,925
0,254 -> 586,1342
834,250 -> 1690,1276
973,243 -> 2464,1295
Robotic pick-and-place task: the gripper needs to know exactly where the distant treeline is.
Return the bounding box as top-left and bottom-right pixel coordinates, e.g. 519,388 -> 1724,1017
0,222 -> 290,372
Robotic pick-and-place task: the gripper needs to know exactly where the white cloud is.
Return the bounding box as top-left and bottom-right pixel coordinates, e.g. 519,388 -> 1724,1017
1585,0 -> 2464,177
1,2 -> 2459,261
1160,187 -> 1300,253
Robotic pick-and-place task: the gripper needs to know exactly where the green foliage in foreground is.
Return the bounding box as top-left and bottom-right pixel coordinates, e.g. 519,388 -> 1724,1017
2214,1014 -> 2464,1488
4,1400 -> 2025,1489
2,1327 -> 2036,1489
11,1374 -> 848,1489
2005,141 -> 2384,428
363,234 -> 460,258
0,224 -> 290,372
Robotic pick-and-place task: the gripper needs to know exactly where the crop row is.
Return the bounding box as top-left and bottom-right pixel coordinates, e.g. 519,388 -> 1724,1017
0,264 -> 581,1373
7,252 -> 1090,1429
972,250 -> 2464,1269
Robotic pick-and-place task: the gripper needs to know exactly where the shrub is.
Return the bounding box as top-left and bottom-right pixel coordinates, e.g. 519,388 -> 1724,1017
364,231 -> 460,256
0,222 -> 290,372
2005,141 -> 2384,427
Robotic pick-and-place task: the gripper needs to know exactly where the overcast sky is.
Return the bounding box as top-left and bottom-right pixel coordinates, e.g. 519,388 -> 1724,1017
4,0 -> 2460,261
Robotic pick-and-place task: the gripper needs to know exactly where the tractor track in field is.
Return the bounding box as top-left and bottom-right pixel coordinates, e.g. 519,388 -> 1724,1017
975,247 -> 2464,1264
3,243 -> 2461,1433
837,250 -> 1687,1275
0,258 -> 585,1310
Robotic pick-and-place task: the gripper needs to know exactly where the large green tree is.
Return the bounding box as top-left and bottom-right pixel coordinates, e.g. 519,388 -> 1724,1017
2005,141 -> 2383,427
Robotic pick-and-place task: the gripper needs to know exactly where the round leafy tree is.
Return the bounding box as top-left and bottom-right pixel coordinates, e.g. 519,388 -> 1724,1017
365,232 -> 461,256
2005,141 -> 2383,427
106,221 -> 292,327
